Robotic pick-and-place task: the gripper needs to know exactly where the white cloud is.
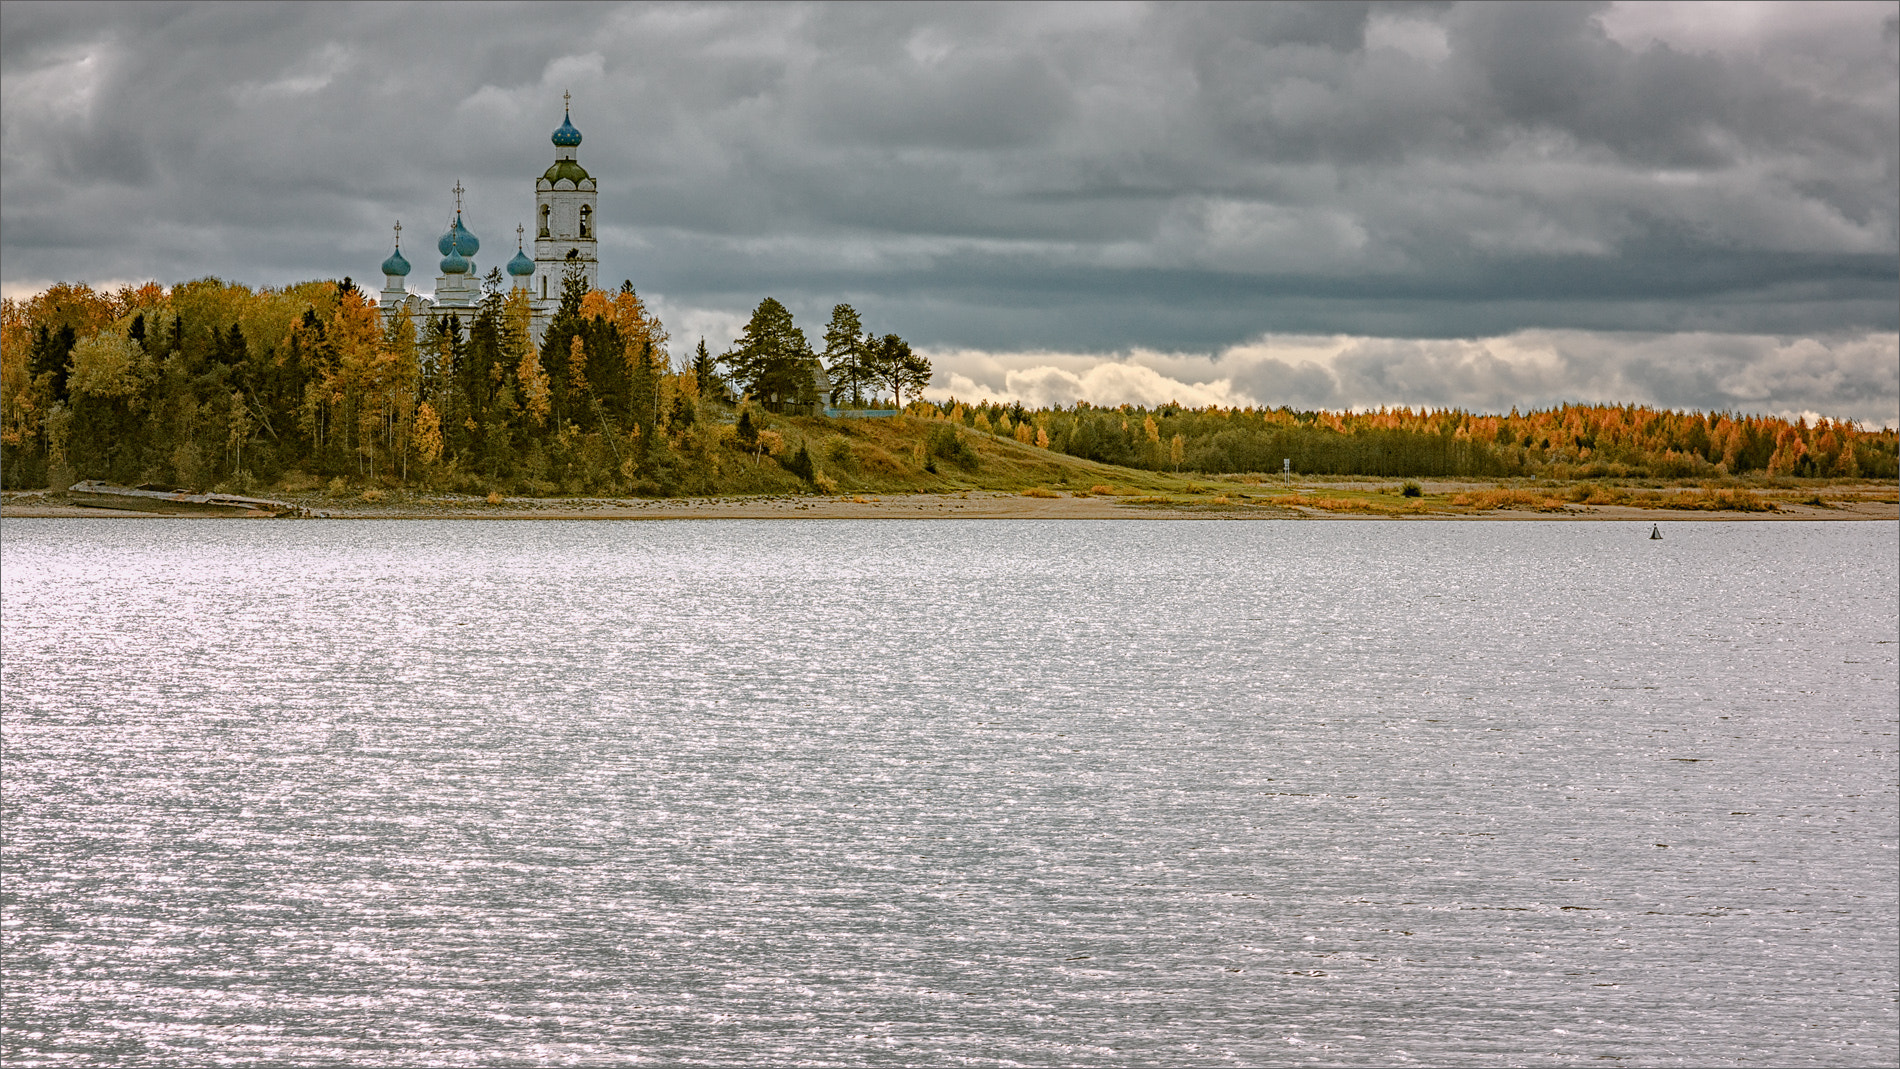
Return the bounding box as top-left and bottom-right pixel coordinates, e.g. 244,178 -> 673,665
919,330 -> 1900,427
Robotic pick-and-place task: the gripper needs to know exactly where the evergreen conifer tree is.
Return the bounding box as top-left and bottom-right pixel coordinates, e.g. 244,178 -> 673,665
691,338 -> 722,400
539,263 -> 592,426
721,298 -> 818,411
822,304 -> 866,405
869,334 -> 931,410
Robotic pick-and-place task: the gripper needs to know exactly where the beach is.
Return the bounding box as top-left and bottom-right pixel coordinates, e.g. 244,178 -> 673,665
5,485 -> 1894,521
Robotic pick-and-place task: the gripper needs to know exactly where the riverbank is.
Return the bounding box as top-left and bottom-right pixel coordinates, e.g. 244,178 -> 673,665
5,482 -> 1894,521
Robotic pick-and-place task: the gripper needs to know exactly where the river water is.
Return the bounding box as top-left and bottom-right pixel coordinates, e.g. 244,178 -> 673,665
2,518 -> 1894,1066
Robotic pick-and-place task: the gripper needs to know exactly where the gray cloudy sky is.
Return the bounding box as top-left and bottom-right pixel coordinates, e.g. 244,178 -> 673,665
3,1 -> 1896,422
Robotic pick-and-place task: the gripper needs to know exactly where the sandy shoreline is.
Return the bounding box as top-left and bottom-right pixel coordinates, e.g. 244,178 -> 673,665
4,489 -> 1894,522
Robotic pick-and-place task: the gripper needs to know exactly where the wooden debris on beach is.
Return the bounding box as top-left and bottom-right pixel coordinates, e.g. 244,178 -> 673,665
67,481 -> 324,518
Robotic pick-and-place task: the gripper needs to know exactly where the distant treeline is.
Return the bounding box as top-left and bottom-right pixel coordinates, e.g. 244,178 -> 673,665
923,398 -> 1897,481
2,276 -> 1894,493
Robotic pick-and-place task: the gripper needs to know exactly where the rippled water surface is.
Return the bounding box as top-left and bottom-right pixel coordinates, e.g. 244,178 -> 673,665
3,518 -> 1895,1066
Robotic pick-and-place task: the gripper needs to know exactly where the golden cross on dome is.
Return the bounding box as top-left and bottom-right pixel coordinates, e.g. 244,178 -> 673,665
452,180 -> 465,213
517,223 -> 525,249
393,220 -> 401,247
564,90 -> 571,108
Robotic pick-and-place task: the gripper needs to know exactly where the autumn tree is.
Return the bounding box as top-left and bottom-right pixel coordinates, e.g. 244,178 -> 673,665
538,263 -> 592,426
506,291 -> 548,429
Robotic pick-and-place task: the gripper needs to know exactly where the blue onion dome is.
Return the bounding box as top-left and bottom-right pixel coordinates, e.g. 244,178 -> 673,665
437,214 -> 479,257
381,245 -> 410,277
551,108 -> 582,147
507,247 -> 536,277
440,246 -> 469,275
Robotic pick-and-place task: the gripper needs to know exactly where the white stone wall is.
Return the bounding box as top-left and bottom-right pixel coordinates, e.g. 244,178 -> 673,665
533,145 -> 598,302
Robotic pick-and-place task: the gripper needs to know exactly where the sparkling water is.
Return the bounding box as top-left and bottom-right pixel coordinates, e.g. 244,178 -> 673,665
3,518 -> 1894,1066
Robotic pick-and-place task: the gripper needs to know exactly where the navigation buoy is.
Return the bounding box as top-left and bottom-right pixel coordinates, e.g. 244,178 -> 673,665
1650,524 -> 1663,540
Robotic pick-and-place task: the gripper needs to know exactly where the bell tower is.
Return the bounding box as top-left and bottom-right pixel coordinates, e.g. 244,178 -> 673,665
532,92 -> 598,307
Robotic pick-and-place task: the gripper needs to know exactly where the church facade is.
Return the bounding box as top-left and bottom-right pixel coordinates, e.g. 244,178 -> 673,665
374,94 -> 598,344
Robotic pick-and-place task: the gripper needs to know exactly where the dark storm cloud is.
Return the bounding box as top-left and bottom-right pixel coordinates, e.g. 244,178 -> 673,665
2,1 -> 1895,419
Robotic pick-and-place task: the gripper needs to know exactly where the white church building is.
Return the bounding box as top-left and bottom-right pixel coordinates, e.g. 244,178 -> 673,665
374,94 -> 599,343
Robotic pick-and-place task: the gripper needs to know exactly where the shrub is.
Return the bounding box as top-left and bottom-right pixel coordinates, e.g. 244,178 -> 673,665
1400,481 -> 1422,498
1450,488 -> 1565,511
781,443 -> 816,483
927,424 -> 979,470
1306,496 -> 1382,512
1022,487 -> 1059,498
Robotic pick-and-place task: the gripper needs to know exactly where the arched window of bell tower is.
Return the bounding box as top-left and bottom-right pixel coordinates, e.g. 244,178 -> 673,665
540,205 -> 551,238
579,205 -> 592,238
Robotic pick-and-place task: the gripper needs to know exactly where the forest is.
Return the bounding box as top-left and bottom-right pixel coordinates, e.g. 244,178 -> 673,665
2,274 -> 1894,496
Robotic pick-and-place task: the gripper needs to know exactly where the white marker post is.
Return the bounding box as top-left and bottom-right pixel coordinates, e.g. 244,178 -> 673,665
1283,458 -> 1291,487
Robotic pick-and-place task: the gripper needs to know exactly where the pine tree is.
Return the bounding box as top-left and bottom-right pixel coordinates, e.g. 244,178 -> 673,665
734,407 -> 759,458
822,304 -> 866,405
539,262 -> 591,426
720,298 -> 817,411
691,337 -> 722,400
504,291 -> 548,429
869,334 -> 931,410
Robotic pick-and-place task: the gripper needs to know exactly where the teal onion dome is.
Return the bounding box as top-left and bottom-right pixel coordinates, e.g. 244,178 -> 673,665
437,215 -> 479,258
440,247 -> 469,275
507,248 -> 536,277
551,110 -> 582,148
381,246 -> 410,277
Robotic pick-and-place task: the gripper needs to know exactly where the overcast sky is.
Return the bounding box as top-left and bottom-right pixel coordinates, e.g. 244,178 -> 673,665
3,1 -> 1895,422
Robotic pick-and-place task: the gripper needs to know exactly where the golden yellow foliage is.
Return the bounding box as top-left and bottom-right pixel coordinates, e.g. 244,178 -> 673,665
67,331 -> 145,397
567,335 -> 588,398
1449,489 -> 1566,511
414,402 -> 443,464
511,295 -> 550,427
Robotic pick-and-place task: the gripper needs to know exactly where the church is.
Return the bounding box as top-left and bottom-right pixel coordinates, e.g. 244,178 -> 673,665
373,94 -> 599,344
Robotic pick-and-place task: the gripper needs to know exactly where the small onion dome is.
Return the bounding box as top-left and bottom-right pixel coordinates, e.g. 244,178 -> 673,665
436,215 -> 479,257
440,246 -> 470,275
543,159 -> 591,185
381,246 -> 411,277
551,109 -> 582,148
507,248 -> 535,277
